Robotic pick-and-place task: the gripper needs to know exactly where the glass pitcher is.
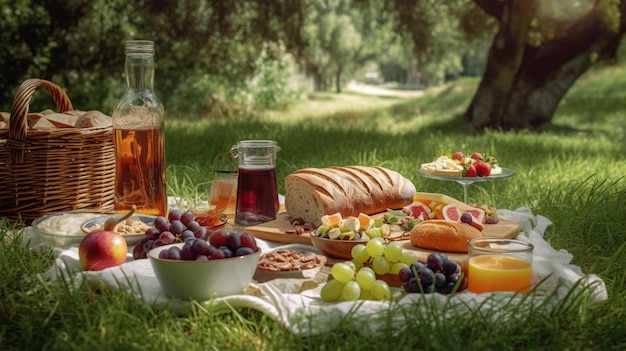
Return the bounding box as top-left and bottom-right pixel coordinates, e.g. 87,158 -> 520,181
230,140 -> 281,225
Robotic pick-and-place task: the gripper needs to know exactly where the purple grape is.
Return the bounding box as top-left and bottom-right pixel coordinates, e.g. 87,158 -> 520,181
186,220 -> 202,233
210,249 -> 225,260
180,211 -> 195,226
154,216 -> 170,232
404,277 -> 419,293
439,281 -> 456,294
193,226 -> 207,239
182,229 -> 195,241
195,255 -> 209,261
159,250 -> 169,259
435,272 -> 446,289
142,239 -> 155,253
170,220 -> 185,235
165,246 -> 182,260
460,213 -> 473,224
234,247 -> 254,256
226,232 -> 241,252
133,242 -> 147,259
443,260 -> 459,276
168,209 -> 182,222
206,245 -> 217,256
159,231 -> 176,245
144,227 -> 161,240
192,239 -> 211,257
181,242 -> 195,260
218,246 -> 233,258
426,253 -> 444,272
209,230 -> 228,247
239,232 -> 258,251
420,283 -> 434,294
410,262 -> 425,275
152,239 -> 166,248
398,267 -> 414,283
417,267 -> 435,286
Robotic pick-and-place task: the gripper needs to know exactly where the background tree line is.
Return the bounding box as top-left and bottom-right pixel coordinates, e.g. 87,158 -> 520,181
1,0 -> 624,129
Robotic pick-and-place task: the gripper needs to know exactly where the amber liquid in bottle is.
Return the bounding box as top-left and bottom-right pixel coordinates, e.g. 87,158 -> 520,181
113,40 -> 167,216
114,128 -> 166,216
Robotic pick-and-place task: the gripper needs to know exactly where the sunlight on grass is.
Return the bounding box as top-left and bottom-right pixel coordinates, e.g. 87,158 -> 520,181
2,64 -> 626,351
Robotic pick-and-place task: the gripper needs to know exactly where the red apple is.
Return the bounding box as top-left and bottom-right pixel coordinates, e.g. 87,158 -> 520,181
79,230 -> 128,271
79,205 -> 136,271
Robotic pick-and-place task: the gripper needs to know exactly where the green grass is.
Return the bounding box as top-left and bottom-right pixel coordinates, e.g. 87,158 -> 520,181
2,63 -> 626,350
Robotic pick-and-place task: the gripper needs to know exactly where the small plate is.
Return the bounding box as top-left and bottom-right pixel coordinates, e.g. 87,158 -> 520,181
81,214 -> 156,245
205,217 -> 228,229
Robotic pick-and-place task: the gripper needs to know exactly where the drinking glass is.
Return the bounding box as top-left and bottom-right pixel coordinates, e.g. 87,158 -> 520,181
209,177 -> 237,215
467,238 -> 534,293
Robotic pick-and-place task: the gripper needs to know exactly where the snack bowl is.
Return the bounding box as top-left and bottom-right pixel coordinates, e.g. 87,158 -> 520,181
309,232 -> 368,260
31,210 -> 108,248
81,214 -> 156,245
253,244 -> 327,282
148,243 -> 261,300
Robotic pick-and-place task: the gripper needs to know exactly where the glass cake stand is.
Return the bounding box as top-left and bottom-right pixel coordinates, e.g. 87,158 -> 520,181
417,168 -> 516,203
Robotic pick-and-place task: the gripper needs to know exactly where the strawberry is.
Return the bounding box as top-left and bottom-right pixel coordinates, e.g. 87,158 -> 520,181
474,161 -> 491,177
452,151 -> 464,160
470,152 -> 483,160
465,165 -> 477,177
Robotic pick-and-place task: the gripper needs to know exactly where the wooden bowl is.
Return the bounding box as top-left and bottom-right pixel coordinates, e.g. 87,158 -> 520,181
309,232 -> 367,260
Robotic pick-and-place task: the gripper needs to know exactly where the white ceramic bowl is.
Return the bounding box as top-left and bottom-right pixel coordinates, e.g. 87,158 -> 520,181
148,243 -> 261,300
30,210 -> 106,248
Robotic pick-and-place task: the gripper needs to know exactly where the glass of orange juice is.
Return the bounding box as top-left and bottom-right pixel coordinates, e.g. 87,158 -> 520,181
467,238 -> 534,294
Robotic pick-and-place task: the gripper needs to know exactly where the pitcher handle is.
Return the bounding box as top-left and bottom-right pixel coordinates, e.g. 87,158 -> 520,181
212,150 -> 238,176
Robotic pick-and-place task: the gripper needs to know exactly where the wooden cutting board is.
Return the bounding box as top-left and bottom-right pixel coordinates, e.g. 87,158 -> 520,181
244,212 -> 314,244
245,212 -> 521,269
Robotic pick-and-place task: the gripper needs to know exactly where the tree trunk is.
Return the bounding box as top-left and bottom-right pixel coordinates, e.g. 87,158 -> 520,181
335,66 -> 343,93
314,72 -> 323,91
466,0 -> 626,130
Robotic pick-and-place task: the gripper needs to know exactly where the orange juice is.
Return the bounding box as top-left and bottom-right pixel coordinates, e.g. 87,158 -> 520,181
468,255 -> 532,293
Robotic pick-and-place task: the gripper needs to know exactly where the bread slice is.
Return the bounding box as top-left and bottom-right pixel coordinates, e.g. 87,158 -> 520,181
284,166 -> 416,225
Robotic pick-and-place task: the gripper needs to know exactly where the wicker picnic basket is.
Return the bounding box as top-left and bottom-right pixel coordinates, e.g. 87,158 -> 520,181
0,78 -> 115,223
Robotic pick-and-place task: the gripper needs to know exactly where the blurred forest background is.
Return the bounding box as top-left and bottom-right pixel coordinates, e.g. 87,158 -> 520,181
1,0 -> 625,126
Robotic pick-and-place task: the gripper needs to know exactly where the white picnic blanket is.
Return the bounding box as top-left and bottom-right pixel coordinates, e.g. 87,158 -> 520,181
25,207 -> 608,337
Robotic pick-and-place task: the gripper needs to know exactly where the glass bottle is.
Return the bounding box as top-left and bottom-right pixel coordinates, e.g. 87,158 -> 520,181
112,40 -> 167,216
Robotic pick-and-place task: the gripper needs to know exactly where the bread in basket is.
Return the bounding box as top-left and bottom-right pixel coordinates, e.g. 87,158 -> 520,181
0,78 -> 115,223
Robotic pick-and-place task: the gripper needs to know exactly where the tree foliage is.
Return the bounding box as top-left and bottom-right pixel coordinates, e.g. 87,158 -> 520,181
1,0 -> 625,129
0,0 -> 308,116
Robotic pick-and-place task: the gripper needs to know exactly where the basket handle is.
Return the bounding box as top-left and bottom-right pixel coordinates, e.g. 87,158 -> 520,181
7,78 -> 74,164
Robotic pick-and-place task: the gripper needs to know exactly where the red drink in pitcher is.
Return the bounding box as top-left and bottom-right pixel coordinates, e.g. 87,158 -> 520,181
235,165 -> 279,225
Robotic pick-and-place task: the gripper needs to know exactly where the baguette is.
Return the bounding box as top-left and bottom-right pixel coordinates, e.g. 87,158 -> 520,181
284,166 -> 416,224
410,220 -> 482,253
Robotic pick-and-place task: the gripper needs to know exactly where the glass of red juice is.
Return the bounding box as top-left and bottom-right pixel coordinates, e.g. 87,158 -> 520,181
231,140 -> 281,225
